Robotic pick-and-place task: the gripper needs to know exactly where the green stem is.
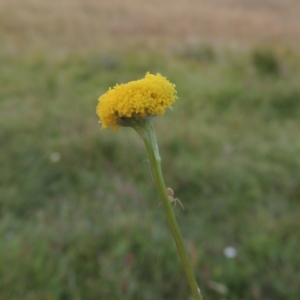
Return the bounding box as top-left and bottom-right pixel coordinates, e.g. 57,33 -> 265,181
133,119 -> 203,300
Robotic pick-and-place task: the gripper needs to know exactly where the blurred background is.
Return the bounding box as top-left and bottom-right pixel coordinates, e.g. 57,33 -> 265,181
1,0 -> 300,299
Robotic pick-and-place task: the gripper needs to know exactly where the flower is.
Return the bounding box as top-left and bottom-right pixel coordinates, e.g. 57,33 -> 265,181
96,72 -> 177,130
50,152 -> 61,163
223,246 -> 237,259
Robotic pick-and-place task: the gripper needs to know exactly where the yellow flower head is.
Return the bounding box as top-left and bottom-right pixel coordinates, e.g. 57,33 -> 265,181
96,73 -> 177,129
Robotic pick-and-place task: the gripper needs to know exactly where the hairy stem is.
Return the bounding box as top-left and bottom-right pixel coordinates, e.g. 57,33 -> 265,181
133,119 -> 203,300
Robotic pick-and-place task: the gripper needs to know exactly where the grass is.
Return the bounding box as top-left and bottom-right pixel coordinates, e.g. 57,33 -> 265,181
1,0 -> 300,51
1,46 -> 300,299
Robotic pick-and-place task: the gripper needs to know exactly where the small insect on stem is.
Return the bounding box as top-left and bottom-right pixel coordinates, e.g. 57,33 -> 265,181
166,187 -> 184,210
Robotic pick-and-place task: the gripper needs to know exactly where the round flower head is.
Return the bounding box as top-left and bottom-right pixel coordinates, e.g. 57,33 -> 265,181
96,73 -> 177,130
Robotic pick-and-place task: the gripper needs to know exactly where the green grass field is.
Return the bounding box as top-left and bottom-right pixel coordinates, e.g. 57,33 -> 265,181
1,45 -> 300,299
1,2 -> 300,298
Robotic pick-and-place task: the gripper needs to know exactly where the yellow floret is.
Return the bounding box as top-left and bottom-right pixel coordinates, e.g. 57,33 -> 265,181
96,73 -> 177,129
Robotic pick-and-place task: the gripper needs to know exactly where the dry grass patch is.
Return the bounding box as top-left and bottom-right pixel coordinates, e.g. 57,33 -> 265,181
1,0 -> 300,50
